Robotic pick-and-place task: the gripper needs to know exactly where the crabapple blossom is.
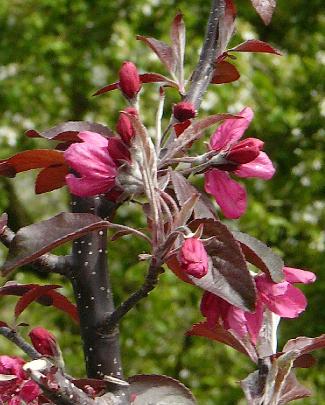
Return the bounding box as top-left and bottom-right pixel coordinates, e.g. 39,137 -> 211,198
179,237 -> 209,279
204,107 -> 275,218
201,267 -> 316,344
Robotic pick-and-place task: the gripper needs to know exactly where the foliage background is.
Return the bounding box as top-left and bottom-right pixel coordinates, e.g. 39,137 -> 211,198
0,0 -> 324,403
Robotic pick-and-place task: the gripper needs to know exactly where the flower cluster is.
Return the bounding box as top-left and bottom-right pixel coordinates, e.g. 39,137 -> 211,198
200,267 -> 316,344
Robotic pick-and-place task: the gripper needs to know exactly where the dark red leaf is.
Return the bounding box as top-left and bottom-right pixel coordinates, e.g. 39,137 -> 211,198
26,121 -> 114,141
15,285 -> 60,320
137,35 -> 176,74
2,213 -> 109,276
92,82 -> 119,96
170,172 -> 217,220
0,150 -> 65,177
174,120 -> 191,137
187,321 -> 250,357
0,283 -> 79,323
139,73 -> 178,89
46,289 -> 79,323
0,321 -> 8,327
250,0 -> 276,25
211,61 -> 240,84
278,372 -> 312,404
293,354 -> 316,369
232,231 -> 284,282
218,0 -> 237,53
35,165 -> 69,194
190,219 -> 255,311
0,213 -> 8,235
128,374 -> 197,404
229,39 -> 281,55
283,334 -> 325,356
171,12 -> 185,84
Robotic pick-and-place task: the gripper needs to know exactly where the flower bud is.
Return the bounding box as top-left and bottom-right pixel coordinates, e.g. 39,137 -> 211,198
179,237 -> 209,279
227,137 -> 264,164
116,107 -> 138,145
118,61 -> 142,99
29,327 -> 59,357
173,101 -> 196,122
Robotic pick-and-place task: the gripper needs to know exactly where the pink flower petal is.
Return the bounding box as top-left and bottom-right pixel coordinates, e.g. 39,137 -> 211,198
235,151 -> 275,180
0,356 -> 25,379
65,174 -> 115,197
179,238 -> 209,279
210,107 -> 253,151
64,142 -> 116,178
244,299 -> 264,344
262,284 -> 307,318
224,306 -> 249,338
284,267 -> 316,284
77,131 -> 109,147
200,291 -> 223,326
20,380 -> 40,402
205,169 -> 247,219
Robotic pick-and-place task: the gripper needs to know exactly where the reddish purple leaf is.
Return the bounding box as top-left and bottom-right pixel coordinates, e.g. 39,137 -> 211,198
187,321 -> 250,357
0,283 -> 79,323
26,121 -> 114,141
232,231 -> 284,282
278,372 -> 312,404
283,334 -> 325,356
35,165 -> 68,194
15,285 -> 60,320
229,39 -> 281,55
92,82 -> 119,96
128,374 -> 197,404
139,73 -> 178,89
218,0 -> 237,53
2,213 -> 109,276
136,35 -> 176,74
171,12 -> 185,85
251,0 -> 276,25
0,150 -> 65,177
211,61 -> 240,84
0,213 -> 8,235
170,172 -> 217,220
0,320 -> 8,327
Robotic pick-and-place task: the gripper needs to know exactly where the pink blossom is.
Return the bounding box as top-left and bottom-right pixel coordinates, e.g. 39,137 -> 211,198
200,267 -> 315,344
0,355 -> 42,404
64,131 -> 129,198
116,107 -> 138,145
255,267 -> 316,318
173,101 -> 196,122
119,61 -> 142,99
179,237 -> 209,279
204,107 -> 275,218
29,327 -> 59,358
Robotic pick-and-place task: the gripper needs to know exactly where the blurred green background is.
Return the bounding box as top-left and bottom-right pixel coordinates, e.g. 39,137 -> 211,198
0,0 -> 324,403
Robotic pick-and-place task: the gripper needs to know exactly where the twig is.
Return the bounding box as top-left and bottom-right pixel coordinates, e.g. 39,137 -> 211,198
0,226 -> 71,276
0,326 -> 41,359
103,258 -> 164,334
184,0 -> 225,109
24,359 -> 97,405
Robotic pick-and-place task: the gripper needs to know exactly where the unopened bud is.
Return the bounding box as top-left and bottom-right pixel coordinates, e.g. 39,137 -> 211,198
29,327 -> 59,358
119,61 -> 142,99
173,101 -> 196,122
116,107 -> 138,145
227,137 -> 264,164
179,237 -> 209,279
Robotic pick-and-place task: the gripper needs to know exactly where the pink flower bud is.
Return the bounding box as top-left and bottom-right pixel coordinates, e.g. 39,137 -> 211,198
227,137 -> 264,164
29,327 -> 58,357
179,237 -> 209,279
173,101 -> 196,122
118,61 -> 142,99
116,107 -> 138,145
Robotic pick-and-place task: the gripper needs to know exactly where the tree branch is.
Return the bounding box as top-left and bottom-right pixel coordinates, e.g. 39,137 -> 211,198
0,225 -> 72,276
184,0 -> 225,109
0,326 -> 41,359
103,258 -> 164,334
